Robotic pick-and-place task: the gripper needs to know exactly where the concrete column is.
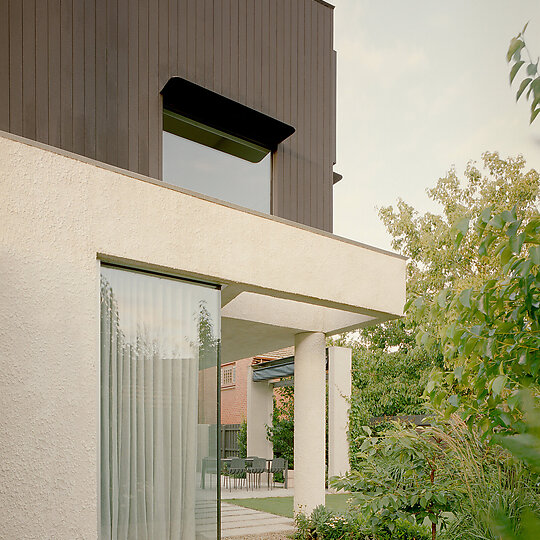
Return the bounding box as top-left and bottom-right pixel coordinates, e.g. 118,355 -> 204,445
327,346 -> 351,480
294,332 -> 326,515
246,366 -> 274,459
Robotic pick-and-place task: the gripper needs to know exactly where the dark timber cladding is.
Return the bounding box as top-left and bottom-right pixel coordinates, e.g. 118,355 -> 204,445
0,0 -> 336,232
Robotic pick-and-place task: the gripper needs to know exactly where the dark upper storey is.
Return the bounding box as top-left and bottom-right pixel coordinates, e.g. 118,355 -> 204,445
0,0 -> 337,232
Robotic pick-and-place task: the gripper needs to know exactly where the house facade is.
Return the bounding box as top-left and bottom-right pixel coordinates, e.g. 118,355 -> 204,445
0,1 -> 406,539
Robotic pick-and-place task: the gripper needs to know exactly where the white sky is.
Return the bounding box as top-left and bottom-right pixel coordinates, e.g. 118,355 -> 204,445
331,0 -> 540,251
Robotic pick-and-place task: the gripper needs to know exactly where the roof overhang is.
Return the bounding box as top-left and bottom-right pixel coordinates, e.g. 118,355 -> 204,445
161,77 -> 295,152
0,131 -> 407,365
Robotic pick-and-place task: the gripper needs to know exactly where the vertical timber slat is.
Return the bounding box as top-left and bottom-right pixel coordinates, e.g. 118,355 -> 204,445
72,0 -> 85,156
0,0 -> 9,131
35,0 -> 49,143
2,0 -> 336,232
22,0 -> 36,140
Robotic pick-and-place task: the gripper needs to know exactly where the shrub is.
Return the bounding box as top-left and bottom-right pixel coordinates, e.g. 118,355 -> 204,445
332,423 -> 458,540
349,347 -> 432,469
293,505 -> 429,539
266,383 -> 294,468
237,419 -> 247,458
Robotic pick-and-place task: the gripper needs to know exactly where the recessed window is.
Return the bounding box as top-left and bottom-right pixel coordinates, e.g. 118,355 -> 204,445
163,114 -> 271,213
160,77 -> 294,215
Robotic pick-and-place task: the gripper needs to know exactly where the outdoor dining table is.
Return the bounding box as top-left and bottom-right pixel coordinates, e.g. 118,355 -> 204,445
200,457 -> 288,489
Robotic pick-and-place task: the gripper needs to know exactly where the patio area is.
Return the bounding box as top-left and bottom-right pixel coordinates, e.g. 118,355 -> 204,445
221,501 -> 295,538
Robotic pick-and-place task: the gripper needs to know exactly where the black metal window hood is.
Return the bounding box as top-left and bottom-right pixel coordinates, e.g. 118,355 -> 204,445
161,77 -> 295,157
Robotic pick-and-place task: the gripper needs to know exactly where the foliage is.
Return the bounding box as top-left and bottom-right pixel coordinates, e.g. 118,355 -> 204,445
425,415 -> 540,540
507,23 -> 540,124
417,207 -> 540,437
266,383 -> 294,468
197,300 -> 219,369
349,346 -> 432,468
293,504 -> 429,540
408,205 -> 540,538
359,319 -> 417,353
380,153 -> 538,306
331,424 -> 458,540
237,419 -> 247,458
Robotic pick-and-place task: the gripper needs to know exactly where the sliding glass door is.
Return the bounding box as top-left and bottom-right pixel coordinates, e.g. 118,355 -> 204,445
100,266 -> 220,539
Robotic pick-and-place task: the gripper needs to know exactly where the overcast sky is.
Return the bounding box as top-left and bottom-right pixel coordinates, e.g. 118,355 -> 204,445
331,0 -> 540,251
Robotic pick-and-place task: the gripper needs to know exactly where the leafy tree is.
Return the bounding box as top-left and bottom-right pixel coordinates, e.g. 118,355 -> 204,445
412,207 -> 540,539
349,346 -> 432,467
266,384 -> 294,468
380,152 -> 539,303
356,152 -> 538,371
507,22 -> 540,124
332,423 -> 458,540
417,207 -> 539,437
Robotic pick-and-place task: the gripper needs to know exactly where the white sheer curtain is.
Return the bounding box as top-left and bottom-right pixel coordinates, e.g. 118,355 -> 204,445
100,267 -> 218,540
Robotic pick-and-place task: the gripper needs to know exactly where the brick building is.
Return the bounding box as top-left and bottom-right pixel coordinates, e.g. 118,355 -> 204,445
221,348 -> 294,425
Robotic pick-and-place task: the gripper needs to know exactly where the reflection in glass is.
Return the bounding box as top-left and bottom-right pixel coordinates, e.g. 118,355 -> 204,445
100,266 -> 220,539
162,131 -> 271,213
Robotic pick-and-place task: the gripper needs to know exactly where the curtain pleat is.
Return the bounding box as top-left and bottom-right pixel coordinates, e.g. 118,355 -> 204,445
100,269 -> 217,539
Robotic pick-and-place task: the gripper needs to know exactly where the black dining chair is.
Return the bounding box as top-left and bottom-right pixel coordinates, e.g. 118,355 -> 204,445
226,458 -> 247,491
267,457 -> 287,489
246,457 -> 267,490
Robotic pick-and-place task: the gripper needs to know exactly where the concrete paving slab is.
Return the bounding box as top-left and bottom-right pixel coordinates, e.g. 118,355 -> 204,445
221,502 -> 294,538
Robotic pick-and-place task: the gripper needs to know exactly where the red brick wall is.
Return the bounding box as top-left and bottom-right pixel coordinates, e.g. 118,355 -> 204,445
220,357 -> 251,424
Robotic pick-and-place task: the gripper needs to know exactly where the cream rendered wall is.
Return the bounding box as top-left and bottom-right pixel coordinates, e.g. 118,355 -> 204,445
246,367 -> 274,460
0,133 -> 405,538
328,347 -> 352,480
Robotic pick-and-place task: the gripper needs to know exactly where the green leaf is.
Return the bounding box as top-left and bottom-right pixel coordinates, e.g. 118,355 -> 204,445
530,107 -> 540,124
501,245 -> 513,266
464,336 -> 478,357
437,289 -> 449,308
527,63 -> 538,76
492,375 -> 507,397
448,394 -> 460,408
454,216 -> 470,236
501,209 -> 516,223
459,288 -> 472,308
510,60 -> 525,83
509,232 -> 525,254
404,297 -> 415,312
489,214 -> 505,229
496,433 -> 540,472
506,219 -> 522,238
480,207 -> 492,223
530,245 -> 540,265
517,78 -> 533,101
507,37 -> 525,62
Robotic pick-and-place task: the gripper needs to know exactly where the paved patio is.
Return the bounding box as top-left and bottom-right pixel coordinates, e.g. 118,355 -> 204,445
221,501 -> 295,538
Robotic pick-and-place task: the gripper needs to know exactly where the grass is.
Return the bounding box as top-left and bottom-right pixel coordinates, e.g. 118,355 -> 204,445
223,493 -> 354,518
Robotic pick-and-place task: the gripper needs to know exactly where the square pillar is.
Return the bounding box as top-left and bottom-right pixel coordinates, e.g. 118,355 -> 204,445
294,332 -> 326,515
247,366 -> 274,459
327,346 -> 351,480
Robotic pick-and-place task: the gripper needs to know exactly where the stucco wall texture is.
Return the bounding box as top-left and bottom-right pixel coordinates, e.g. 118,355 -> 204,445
0,132 -> 405,538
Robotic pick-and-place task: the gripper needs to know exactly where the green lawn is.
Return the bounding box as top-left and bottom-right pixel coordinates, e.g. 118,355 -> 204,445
223,493 -> 354,518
